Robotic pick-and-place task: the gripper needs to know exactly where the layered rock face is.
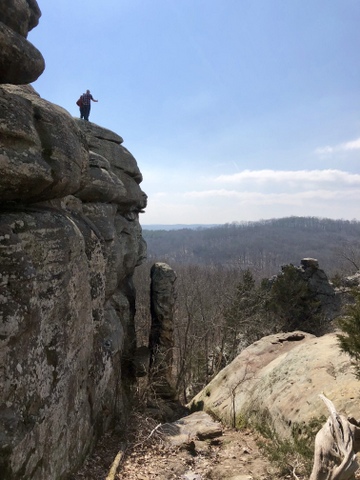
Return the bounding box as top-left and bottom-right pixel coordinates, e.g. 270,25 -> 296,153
0,2 -> 147,478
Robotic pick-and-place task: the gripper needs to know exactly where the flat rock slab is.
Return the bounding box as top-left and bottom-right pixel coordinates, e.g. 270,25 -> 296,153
159,411 -> 223,446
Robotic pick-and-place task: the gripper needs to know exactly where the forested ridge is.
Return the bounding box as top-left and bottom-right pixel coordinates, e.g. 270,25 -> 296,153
134,216 -> 360,404
143,216 -> 360,277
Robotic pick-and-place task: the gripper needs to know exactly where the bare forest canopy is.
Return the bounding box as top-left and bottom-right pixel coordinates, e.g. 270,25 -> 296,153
142,216 -> 360,278
135,217 -> 357,403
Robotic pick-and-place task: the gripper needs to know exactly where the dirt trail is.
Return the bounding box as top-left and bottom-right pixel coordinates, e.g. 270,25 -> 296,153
71,423 -> 293,480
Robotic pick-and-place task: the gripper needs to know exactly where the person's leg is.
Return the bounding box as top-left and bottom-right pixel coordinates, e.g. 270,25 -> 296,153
84,105 -> 90,121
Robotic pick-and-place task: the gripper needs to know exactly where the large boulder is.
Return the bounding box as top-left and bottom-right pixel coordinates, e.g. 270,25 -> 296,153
0,0 -> 45,84
0,0 -> 42,35
189,331 -> 360,438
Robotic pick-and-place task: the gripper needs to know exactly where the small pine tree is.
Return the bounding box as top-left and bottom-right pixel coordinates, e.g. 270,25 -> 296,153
223,269 -> 272,357
337,290 -> 360,379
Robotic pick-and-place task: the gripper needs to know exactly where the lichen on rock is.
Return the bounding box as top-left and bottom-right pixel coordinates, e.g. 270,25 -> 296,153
0,3 -> 148,478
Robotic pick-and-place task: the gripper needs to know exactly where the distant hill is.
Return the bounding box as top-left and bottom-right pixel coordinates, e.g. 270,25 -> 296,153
142,216 -> 360,277
142,224 -> 219,231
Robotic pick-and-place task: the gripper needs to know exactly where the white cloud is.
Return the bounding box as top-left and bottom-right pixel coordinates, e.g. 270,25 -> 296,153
184,188 -> 360,203
142,187 -> 360,224
141,168 -> 360,224
214,169 -> 360,186
343,138 -> 360,150
315,137 -> 360,156
152,192 -> 167,198
314,146 -> 334,155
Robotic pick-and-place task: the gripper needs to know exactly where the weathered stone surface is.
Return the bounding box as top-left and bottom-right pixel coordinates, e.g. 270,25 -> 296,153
74,121 -> 147,212
115,171 -> 147,214
181,473 -> 202,480
149,263 -> 177,399
0,0 -> 45,84
75,151 -> 127,203
133,345 -> 151,377
0,84 -> 88,201
159,411 -> 223,446
299,257 -> 340,319
341,272 -> 360,288
75,120 -> 124,144
0,208 -> 110,479
76,119 -> 142,183
0,184 -> 146,479
0,0 -> 42,36
150,262 -> 177,346
0,2 -> 148,478
189,331 -> 360,438
0,83 -> 147,480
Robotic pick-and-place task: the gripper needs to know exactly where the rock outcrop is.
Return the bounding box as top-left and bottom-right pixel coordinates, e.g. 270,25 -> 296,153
189,331 -> 360,439
0,0 -> 45,84
270,258 -> 341,329
298,257 -> 340,320
0,2 -> 147,478
149,262 -> 177,400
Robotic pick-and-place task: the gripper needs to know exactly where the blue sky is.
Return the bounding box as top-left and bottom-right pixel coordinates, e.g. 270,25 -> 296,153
30,0 -> 360,225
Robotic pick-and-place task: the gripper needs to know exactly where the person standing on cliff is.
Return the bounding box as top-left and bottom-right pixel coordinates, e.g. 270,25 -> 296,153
80,89 -> 98,121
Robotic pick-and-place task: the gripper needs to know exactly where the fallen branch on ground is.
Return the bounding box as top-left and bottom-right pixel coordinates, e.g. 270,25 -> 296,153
133,422 -> 162,449
105,447 -> 125,480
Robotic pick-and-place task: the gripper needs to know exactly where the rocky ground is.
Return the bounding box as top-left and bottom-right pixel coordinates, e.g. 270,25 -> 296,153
70,412 -> 310,480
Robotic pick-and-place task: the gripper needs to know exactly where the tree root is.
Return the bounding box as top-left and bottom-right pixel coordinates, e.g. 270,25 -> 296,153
310,394 -> 360,480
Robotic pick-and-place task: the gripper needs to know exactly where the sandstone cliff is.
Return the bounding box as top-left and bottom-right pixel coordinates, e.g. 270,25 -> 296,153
0,2 -> 147,479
